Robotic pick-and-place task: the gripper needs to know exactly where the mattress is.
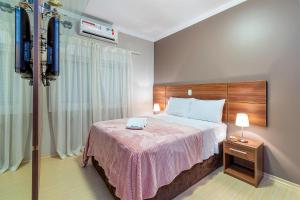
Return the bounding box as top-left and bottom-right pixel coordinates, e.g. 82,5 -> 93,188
153,113 -> 227,160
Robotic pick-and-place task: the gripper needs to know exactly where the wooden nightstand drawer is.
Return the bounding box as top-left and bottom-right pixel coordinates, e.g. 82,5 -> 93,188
224,143 -> 255,162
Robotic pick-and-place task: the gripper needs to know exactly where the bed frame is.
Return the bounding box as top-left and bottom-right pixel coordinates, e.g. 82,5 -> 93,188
92,144 -> 223,200
92,80 -> 267,199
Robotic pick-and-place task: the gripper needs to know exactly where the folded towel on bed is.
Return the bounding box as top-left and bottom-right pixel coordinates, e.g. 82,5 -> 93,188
126,118 -> 147,130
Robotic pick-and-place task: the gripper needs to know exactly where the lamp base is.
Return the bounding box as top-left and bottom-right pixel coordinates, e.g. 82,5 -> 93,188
238,138 -> 248,143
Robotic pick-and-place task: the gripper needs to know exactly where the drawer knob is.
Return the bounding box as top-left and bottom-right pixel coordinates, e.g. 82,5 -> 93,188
229,148 -> 247,155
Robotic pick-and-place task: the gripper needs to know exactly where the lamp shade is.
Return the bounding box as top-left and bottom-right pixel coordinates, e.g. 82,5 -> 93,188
153,103 -> 161,112
235,113 -> 249,127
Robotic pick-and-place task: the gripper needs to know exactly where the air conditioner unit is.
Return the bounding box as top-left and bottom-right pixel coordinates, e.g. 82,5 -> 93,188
79,19 -> 118,44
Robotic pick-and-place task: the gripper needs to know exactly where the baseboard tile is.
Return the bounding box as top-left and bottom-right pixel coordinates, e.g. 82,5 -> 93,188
21,153 -> 59,164
264,172 -> 300,190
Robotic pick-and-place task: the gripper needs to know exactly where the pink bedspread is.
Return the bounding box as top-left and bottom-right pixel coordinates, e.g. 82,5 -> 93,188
82,117 -> 204,200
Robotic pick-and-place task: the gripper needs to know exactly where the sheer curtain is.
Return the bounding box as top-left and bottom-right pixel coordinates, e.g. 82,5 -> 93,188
0,1 -> 32,173
0,0 -> 133,167
48,34 -> 133,158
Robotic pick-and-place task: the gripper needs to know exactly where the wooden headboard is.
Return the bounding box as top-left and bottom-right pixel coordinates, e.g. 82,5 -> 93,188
153,81 -> 267,127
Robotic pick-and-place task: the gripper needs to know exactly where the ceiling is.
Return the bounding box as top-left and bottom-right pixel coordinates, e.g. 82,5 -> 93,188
84,0 -> 246,42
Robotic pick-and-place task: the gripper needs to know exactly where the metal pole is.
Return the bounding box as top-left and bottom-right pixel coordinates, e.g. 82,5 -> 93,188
32,0 -> 41,199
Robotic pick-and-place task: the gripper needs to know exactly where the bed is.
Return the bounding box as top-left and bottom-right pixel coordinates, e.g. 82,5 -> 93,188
83,81 -> 267,200
91,146 -> 223,200
83,114 -> 227,200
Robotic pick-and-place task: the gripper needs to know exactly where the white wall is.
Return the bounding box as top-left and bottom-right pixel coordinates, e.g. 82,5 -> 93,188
24,32 -> 154,160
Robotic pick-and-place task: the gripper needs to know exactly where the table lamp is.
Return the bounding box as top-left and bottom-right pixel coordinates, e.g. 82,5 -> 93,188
153,103 -> 161,114
235,113 -> 249,143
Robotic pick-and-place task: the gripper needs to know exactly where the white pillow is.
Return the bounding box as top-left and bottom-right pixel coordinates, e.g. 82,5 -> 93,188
165,97 -> 193,117
187,99 -> 225,123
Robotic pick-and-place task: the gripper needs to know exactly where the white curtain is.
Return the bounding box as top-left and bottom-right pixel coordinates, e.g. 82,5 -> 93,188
0,3 -> 32,173
47,35 -> 133,158
0,0 -> 133,169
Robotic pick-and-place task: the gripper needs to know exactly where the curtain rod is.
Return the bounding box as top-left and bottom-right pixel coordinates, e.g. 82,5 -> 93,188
130,51 -> 142,55
63,34 -> 143,56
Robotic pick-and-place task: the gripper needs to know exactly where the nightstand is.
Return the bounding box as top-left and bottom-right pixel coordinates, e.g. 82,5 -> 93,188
223,139 -> 264,187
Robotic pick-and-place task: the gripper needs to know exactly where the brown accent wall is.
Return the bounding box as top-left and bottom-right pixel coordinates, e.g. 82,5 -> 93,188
154,0 -> 300,184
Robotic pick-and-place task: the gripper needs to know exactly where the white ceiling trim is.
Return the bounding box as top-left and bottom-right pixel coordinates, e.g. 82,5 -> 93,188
116,25 -> 156,42
154,0 -> 247,42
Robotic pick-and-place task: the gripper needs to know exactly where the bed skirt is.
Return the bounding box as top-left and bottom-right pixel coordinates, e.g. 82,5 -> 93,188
92,142 -> 223,200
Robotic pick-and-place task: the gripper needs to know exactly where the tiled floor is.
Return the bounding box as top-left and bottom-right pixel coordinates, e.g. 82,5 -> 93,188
0,156 -> 299,200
